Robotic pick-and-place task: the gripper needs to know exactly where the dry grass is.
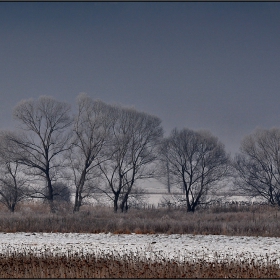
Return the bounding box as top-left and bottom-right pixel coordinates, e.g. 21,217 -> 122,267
0,202 -> 280,278
0,250 -> 279,278
0,201 -> 280,237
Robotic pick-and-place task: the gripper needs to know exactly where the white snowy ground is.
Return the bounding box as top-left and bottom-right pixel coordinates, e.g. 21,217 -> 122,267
0,232 -> 279,264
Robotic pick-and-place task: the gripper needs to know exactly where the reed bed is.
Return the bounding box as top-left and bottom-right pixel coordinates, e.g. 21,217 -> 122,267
0,249 -> 279,278
1,203 -> 280,278
0,202 -> 280,237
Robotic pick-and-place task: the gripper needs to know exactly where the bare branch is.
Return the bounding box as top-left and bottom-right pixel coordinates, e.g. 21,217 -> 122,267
163,128 -> 230,212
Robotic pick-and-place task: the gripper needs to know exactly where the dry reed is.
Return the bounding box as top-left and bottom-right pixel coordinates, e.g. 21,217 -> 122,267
0,202 -> 280,278
0,202 -> 280,237
0,249 -> 279,278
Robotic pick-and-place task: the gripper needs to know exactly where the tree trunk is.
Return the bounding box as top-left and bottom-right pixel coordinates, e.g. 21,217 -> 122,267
46,176 -> 56,213
186,202 -> 195,212
73,193 -> 82,212
186,200 -> 192,212
166,160 -> 171,193
9,203 -> 15,213
125,199 -> 128,212
73,169 -> 87,212
73,187 -> 83,212
114,198 -> 118,212
120,193 -> 129,212
113,192 -> 120,213
185,191 -> 194,212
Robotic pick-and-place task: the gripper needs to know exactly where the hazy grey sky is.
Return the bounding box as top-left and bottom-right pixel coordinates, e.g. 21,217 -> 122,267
1,2 -> 280,154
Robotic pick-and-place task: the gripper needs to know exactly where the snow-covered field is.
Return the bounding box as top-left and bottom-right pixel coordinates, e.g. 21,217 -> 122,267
0,232 -> 279,264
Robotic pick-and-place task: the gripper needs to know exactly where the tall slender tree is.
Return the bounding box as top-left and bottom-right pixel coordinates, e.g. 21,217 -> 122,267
99,106 -> 163,212
0,134 -> 29,212
69,93 -> 114,212
3,96 -> 73,212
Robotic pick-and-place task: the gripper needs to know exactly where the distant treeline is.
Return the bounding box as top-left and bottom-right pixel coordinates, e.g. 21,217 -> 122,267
0,94 -> 279,213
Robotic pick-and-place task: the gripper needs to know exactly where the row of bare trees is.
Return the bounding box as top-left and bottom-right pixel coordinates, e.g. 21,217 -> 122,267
0,94 -> 279,213
0,95 -> 164,213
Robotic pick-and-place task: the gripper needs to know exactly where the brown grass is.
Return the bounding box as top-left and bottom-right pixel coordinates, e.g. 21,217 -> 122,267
0,201 -> 280,237
0,202 -> 280,278
0,250 -> 279,278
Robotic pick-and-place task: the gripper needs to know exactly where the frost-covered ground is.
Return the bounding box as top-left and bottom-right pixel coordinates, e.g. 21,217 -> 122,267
0,232 -> 279,264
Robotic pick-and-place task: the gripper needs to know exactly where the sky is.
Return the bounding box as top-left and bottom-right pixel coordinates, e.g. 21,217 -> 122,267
1,2 -> 280,154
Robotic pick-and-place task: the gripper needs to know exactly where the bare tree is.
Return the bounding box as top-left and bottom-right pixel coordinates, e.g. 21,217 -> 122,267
0,133 -> 29,212
120,186 -> 149,210
234,128 -> 280,207
4,96 -> 73,212
164,128 -> 229,212
68,94 -> 114,212
99,106 -> 163,212
0,162 -> 28,212
158,139 -> 175,194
